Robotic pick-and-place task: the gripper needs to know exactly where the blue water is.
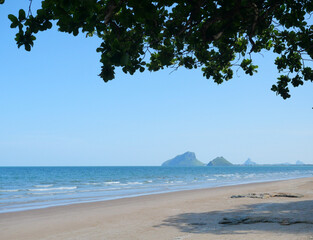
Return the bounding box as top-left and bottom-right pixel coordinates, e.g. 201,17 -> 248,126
1,166 -> 313,213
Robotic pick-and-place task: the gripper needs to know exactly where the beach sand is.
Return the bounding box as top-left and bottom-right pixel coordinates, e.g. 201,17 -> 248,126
1,177 -> 313,240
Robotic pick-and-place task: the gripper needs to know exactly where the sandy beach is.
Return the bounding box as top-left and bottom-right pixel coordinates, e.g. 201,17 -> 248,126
1,177 -> 313,240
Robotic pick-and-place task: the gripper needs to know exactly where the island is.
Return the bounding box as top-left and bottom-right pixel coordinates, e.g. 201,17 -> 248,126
161,152 -> 205,167
207,156 -> 233,166
243,158 -> 257,166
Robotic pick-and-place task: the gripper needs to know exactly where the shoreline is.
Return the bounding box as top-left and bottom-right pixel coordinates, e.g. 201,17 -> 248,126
1,175 -> 310,214
1,177 -> 313,240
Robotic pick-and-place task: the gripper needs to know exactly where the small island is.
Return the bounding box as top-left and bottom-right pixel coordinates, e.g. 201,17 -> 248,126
243,158 -> 257,166
207,156 -> 233,166
161,152 -> 205,167
296,160 -> 305,165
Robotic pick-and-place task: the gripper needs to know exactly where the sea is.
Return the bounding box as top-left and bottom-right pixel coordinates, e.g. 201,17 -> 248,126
1,166 -> 313,213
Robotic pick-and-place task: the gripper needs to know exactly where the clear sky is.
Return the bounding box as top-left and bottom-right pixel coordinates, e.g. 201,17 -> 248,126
1,1 -> 313,166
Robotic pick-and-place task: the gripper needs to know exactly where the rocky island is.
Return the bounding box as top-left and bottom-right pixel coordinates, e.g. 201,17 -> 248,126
243,158 -> 257,166
161,152 -> 205,167
207,156 -> 233,166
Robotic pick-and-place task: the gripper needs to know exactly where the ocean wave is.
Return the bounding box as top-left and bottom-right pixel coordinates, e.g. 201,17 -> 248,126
33,184 -> 54,188
127,182 -> 143,185
214,174 -> 239,178
27,191 -> 76,195
206,178 -> 217,181
0,189 -> 20,192
243,174 -> 256,178
83,182 -> 101,185
104,181 -> 120,185
0,195 -> 26,200
28,187 -> 77,192
78,187 -> 121,193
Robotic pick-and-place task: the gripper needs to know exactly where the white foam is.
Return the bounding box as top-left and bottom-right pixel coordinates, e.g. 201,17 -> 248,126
0,189 -> 20,192
104,181 -> 120,185
127,182 -> 143,185
83,183 -> 101,185
79,187 -> 122,192
243,174 -> 256,178
206,178 -> 217,181
33,184 -> 53,188
214,174 -> 236,178
29,187 -> 77,192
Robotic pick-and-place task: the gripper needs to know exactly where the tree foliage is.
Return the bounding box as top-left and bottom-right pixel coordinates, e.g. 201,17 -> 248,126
3,0 -> 313,99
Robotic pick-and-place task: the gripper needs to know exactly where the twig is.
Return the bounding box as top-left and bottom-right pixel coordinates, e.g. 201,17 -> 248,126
27,0 -> 33,18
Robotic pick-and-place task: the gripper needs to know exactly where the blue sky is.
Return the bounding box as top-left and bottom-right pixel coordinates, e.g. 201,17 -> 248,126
1,1 -> 313,166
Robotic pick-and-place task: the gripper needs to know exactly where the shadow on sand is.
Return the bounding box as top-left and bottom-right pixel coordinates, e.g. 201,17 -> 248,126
154,200 -> 313,236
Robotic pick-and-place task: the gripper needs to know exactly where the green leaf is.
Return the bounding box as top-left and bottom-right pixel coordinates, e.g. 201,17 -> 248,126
73,28 -> 79,36
25,44 -> 31,51
120,53 -> 129,65
291,75 -> 303,87
302,67 -> 313,81
10,22 -> 19,28
46,21 -> 52,29
18,9 -> 26,21
99,64 -> 115,82
8,14 -> 18,24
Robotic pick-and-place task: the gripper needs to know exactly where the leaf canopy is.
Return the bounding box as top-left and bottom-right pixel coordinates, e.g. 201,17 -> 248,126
3,0 -> 313,99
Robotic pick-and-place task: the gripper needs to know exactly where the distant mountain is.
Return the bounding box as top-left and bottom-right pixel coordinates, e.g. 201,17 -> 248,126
296,160 -> 305,165
243,158 -> 257,166
207,156 -> 233,166
161,152 -> 205,167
